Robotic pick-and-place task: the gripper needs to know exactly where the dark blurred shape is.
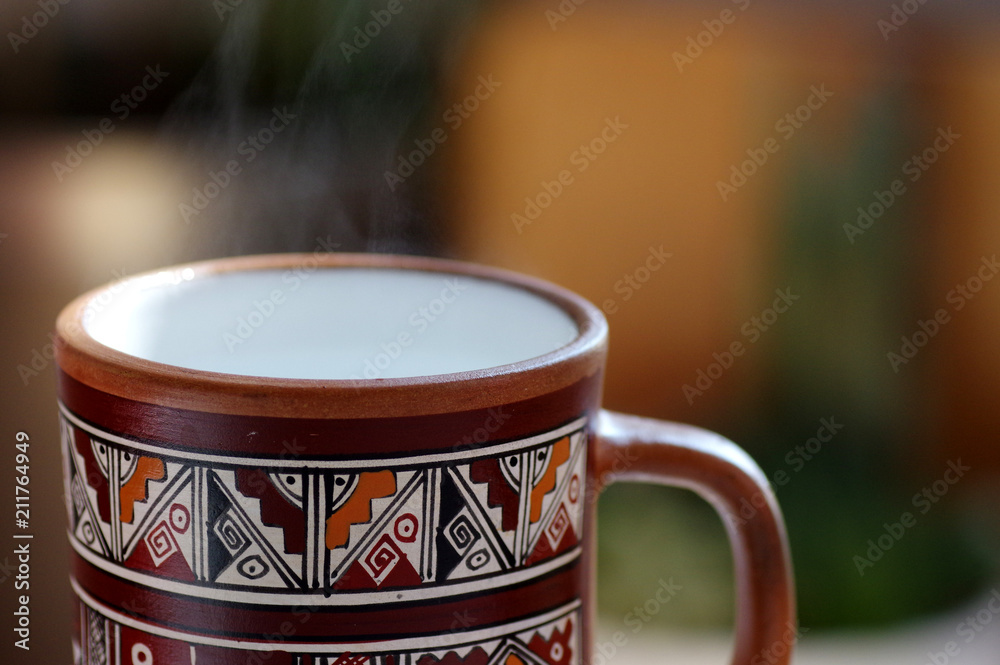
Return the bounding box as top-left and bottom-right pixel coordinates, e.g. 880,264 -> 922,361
156,0 -> 489,259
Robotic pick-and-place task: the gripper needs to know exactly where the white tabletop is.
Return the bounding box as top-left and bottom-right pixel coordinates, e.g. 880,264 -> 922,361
597,588 -> 1000,665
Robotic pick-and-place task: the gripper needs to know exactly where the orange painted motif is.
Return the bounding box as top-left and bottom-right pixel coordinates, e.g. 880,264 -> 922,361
326,471 -> 396,549
529,437 -> 570,524
119,457 -> 165,523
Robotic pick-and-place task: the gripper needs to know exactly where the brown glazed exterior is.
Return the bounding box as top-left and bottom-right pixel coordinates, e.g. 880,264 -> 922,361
55,253 -> 795,665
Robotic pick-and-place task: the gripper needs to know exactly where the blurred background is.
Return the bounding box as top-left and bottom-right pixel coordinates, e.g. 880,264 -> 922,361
3,0 -> 1000,663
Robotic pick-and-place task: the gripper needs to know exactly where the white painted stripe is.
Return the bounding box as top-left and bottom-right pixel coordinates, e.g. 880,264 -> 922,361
70,534 -> 580,606
59,403 -> 586,470
71,577 -> 581,653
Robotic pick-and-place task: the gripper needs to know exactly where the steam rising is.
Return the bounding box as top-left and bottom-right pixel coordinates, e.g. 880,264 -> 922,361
160,0 -> 486,260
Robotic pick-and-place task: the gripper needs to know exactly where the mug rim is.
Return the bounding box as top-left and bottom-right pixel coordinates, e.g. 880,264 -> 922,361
55,253 -> 608,419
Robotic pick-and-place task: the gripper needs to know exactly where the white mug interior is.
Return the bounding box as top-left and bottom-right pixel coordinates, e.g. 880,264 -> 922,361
83,265 -> 579,380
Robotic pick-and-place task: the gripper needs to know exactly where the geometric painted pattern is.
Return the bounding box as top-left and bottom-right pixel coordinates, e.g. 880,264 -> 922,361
60,407 -> 587,606
72,592 -> 580,665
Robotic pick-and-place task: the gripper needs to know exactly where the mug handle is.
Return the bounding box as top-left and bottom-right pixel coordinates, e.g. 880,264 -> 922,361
594,410 -> 797,665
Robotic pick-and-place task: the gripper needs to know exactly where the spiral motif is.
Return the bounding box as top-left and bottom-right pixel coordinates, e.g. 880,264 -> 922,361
212,514 -> 248,555
145,521 -> 178,564
551,508 -> 569,533
71,480 -> 87,514
447,515 -> 479,551
364,535 -> 401,577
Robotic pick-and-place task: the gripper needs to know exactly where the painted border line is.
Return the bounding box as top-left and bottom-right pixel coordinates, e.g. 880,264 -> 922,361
70,536 -> 581,606
71,576 -> 582,653
60,402 -> 587,470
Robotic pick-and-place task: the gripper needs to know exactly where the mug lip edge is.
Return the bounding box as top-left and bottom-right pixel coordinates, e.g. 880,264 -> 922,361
55,253 -> 608,418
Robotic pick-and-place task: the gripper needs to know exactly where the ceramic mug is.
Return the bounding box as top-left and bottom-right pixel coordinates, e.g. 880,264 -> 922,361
55,253 -> 794,665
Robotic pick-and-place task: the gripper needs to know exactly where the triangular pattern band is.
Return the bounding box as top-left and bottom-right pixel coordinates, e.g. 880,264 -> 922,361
62,408 -> 588,605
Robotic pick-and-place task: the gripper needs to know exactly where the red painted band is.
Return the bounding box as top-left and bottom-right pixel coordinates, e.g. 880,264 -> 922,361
59,370 -> 601,458
72,553 -> 582,641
